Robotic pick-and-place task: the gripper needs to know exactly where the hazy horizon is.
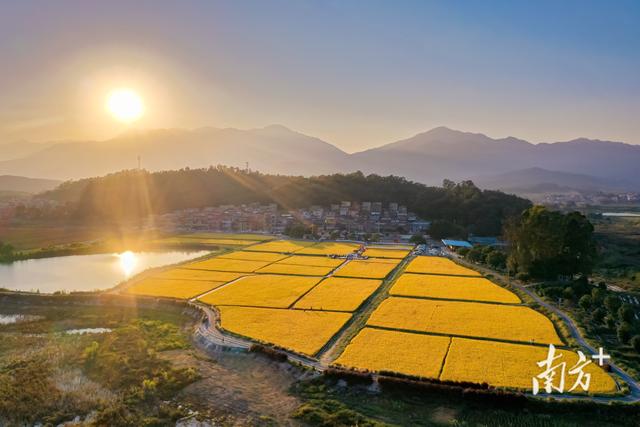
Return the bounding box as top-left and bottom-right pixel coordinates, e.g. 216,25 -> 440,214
1,0 -> 639,151
4,124 -> 638,156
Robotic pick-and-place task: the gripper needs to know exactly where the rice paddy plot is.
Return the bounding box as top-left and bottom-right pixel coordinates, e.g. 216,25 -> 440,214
363,248 -> 411,259
405,256 -> 481,277
335,259 -> 399,279
297,242 -> 361,256
256,263 -> 334,276
334,327 -> 450,379
152,268 -> 244,283
198,274 -> 322,308
277,255 -> 345,268
244,240 -> 317,253
217,251 -> 288,262
441,337 -> 617,393
185,258 -> 270,273
294,277 -> 383,312
217,306 -> 351,356
390,273 -> 520,304
126,278 -> 225,300
367,297 -> 562,345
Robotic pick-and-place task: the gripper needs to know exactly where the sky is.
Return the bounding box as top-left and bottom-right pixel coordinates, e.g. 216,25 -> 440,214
0,0 -> 639,152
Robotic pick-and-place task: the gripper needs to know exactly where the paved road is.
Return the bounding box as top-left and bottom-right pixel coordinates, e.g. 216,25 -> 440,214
512,280 -> 640,403
189,300 -> 326,370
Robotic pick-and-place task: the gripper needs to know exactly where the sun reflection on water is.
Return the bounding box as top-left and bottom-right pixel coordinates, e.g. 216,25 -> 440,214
118,251 -> 138,277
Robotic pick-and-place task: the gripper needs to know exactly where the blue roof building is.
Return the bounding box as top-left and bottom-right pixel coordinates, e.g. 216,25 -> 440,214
441,239 -> 472,249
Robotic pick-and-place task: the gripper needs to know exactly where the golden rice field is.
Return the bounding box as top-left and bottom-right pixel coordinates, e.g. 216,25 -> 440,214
441,338 -> 617,393
217,251 -> 288,262
297,241 -> 361,256
278,255 -> 345,268
335,259 -> 399,279
198,274 -> 321,308
405,256 -> 481,276
153,268 -> 244,282
334,327 -> 450,378
390,273 -> 521,304
367,297 -> 563,345
244,240 -> 316,253
363,248 -> 411,259
126,278 -> 225,299
185,258 -> 270,272
256,263 -> 334,276
217,306 -> 351,355
294,277 -> 383,312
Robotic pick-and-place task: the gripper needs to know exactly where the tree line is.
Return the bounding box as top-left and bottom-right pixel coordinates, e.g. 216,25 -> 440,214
37,166 -> 532,236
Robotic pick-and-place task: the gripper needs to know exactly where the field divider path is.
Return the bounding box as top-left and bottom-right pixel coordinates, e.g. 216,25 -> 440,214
365,324 -> 566,349
389,293 -> 523,307
286,256 -> 352,309
188,249 -> 355,371
316,254 -> 416,365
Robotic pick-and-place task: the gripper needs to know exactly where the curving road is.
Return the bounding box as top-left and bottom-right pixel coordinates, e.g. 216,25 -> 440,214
511,279 -> 640,403
189,300 -> 326,371
453,256 -> 640,403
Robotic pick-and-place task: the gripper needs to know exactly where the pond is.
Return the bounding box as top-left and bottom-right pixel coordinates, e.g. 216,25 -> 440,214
0,250 -> 209,294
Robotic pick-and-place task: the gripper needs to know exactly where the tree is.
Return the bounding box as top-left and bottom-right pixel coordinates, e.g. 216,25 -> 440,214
466,247 -> 484,263
505,206 -> 596,280
605,315 -> 616,329
409,234 -> 426,245
578,295 -> 592,311
563,287 -> 575,301
617,322 -> 632,344
591,288 -> 605,304
284,222 -> 310,239
0,241 -> 15,262
429,220 -> 466,240
592,307 -> 606,323
604,296 -> 622,315
486,250 -> 507,269
631,335 -> 640,354
618,304 -> 635,323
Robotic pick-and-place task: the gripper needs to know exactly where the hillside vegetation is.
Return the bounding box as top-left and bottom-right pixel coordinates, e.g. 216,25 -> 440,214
39,167 -> 531,236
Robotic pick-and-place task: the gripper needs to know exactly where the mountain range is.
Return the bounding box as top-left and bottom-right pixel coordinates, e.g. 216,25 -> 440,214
1,125 -> 638,194
0,175 -> 61,194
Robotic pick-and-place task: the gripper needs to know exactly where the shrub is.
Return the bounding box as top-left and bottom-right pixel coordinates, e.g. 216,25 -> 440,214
578,295 -> 592,310
617,322 -> 632,344
604,295 -> 621,314
630,335 -> 640,354
249,344 -> 288,362
324,368 -> 373,385
618,304 -> 635,323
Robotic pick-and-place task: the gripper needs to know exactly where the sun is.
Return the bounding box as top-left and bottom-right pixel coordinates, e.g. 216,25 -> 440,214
106,88 -> 144,123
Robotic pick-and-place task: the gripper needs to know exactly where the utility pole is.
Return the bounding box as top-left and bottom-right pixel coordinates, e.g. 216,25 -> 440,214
137,155 -> 141,170
245,161 -> 249,172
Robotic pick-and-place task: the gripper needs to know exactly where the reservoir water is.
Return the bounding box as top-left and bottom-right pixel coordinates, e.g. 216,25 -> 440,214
0,250 -> 208,294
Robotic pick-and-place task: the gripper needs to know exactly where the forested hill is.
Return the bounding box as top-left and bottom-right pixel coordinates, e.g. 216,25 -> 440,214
40,167 -> 532,235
